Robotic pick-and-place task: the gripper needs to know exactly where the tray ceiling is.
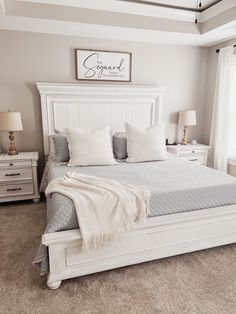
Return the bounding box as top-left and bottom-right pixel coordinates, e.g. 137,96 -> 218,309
0,0 -> 235,46
124,0 -> 222,11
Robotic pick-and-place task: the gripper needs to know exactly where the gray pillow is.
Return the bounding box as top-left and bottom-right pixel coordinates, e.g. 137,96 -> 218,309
113,132 -> 127,160
52,133 -> 69,162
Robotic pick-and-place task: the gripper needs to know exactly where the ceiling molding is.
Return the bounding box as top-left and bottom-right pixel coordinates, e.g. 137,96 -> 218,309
15,0 -> 197,22
16,0 -> 234,23
0,0 -> 5,15
120,0 -> 222,13
1,14 -> 236,47
1,1 -> 235,47
199,1 -> 236,23
0,15 -> 200,45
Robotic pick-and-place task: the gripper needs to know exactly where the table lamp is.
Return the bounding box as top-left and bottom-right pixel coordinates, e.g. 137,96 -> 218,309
178,110 -> 196,145
0,111 -> 23,155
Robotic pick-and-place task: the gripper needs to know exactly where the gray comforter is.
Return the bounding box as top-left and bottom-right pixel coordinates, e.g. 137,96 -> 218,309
34,159 -> 236,274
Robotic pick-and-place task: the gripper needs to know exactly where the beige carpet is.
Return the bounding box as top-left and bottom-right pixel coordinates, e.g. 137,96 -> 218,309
0,201 -> 235,314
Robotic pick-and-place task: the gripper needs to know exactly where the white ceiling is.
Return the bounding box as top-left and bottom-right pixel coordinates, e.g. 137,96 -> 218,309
126,0 -> 220,10
0,0 -> 235,46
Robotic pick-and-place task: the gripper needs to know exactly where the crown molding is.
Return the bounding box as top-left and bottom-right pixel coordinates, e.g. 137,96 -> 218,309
16,0 -> 196,22
36,82 -> 167,96
1,14 -> 236,47
16,0 -> 236,24
0,15 -> 203,45
199,1 -> 236,23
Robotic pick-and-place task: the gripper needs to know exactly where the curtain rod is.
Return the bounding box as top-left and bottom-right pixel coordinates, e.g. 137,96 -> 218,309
216,45 -> 236,53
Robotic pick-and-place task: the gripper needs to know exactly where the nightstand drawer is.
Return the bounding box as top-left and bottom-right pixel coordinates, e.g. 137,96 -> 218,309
0,168 -> 32,182
0,160 -> 32,168
179,149 -> 206,156
0,183 -> 34,197
0,152 -> 40,203
167,144 -> 209,167
181,155 -> 205,164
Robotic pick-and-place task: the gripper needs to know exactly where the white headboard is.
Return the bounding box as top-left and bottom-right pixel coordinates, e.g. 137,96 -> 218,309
36,83 -> 167,155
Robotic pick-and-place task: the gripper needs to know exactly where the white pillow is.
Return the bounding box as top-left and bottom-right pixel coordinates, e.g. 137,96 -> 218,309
125,123 -> 168,163
66,126 -> 117,166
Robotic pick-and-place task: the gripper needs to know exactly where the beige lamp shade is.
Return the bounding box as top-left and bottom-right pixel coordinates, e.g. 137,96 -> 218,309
178,110 -> 196,126
0,112 -> 23,131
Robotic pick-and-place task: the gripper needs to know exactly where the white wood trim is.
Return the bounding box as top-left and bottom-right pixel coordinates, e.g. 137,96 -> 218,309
36,83 -> 167,96
37,83 -> 167,156
43,204 -> 236,289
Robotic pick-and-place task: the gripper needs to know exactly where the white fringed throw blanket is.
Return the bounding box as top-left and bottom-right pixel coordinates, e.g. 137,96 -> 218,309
46,172 -> 150,251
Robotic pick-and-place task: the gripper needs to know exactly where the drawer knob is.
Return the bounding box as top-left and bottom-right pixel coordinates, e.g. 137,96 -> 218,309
9,163 -> 13,166
7,188 -> 22,191
5,173 -> 20,177
192,150 -> 195,153
189,159 -> 198,161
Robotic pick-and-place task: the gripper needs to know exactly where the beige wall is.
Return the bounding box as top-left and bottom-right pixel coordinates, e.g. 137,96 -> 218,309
0,30 -> 208,177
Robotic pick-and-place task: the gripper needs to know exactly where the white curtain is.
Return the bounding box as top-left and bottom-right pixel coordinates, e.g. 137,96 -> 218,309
209,46 -> 234,173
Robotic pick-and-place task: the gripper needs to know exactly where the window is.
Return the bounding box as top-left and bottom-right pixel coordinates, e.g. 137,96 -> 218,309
228,55 -> 236,157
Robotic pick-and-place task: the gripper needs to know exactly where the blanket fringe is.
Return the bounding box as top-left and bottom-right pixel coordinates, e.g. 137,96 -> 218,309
46,172 -> 150,253
82,197 -> 149,252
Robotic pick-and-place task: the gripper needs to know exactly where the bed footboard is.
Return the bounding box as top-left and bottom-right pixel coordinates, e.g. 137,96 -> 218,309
42,205 -> 236,289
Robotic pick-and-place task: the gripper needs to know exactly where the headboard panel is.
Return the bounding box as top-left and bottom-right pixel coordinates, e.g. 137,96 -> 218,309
36,83 -> 167,155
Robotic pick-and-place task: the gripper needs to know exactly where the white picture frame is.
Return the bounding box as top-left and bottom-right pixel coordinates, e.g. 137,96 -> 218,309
75,49 -> 132,82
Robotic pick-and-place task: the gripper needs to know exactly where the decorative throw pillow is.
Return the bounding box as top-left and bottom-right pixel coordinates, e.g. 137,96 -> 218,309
48,135 -> 55,158
66,126 -> 117,166
125,123 -> 168,163
52,133 -> 69,162
113,132 -> 127,160
48,129 -> 64,158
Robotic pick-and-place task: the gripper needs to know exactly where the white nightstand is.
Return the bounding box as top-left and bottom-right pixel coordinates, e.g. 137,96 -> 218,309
0,152 -> 40,203
167,144 -> 210,166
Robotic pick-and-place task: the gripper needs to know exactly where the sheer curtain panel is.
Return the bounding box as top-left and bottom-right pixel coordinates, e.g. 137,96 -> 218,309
209,46 -> 234,172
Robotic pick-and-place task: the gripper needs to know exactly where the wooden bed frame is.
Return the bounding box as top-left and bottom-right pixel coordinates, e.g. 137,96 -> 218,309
37,82 -> 236,289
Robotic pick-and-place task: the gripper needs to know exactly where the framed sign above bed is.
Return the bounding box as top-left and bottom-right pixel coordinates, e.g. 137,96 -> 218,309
75,49 -> 132,82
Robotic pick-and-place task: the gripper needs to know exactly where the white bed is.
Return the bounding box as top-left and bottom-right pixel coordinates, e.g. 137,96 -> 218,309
37,82 -> 236,290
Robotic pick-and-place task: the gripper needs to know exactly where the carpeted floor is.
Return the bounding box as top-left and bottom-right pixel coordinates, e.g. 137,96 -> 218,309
0,201 -> 235,314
